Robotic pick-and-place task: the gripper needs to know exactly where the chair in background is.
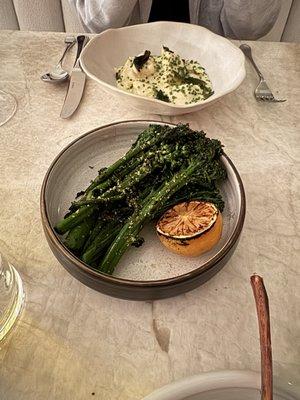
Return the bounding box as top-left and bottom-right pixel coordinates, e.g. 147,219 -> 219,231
1,0 -> 84,32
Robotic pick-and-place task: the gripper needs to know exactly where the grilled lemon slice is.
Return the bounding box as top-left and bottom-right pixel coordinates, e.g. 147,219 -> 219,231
156,201 -> 222,257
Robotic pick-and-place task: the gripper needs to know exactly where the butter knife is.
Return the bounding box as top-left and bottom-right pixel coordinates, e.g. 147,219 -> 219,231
60,35 -> 89,119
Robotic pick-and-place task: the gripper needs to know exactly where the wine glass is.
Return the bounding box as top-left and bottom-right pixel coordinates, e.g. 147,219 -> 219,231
0,90 -> 17,127
0,252 -> 24,341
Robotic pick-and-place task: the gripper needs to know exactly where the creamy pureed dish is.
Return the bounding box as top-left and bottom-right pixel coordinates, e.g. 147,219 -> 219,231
115,46 -> 213,105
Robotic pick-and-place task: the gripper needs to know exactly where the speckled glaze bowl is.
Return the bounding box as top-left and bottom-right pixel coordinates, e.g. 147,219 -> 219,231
40,120 -> 246,300
80,22 -> 246,116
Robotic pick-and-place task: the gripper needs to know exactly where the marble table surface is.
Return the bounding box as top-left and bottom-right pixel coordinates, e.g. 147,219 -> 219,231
0,31 -> 299,399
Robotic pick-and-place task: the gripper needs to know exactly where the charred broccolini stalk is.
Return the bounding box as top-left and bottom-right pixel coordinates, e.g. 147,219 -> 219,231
99,146 -> 225,274
54,124 -> 226,273
82,124 -> 174,196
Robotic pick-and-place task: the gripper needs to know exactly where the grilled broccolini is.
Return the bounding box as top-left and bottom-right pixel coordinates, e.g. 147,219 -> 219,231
54,124 -> 226,275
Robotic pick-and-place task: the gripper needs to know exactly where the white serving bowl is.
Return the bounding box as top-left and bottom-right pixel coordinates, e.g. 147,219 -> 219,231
142,370 -> 300,400
80,22 -> 246,115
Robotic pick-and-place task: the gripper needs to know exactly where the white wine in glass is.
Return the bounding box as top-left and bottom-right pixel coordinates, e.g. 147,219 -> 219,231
0,253 -> 24,341
0,90 -> 17,127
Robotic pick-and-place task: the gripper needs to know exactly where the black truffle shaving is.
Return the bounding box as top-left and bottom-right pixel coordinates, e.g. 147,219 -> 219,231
162,46 -> 174,53
156,90 -> 170,103
133,50 -> 151,71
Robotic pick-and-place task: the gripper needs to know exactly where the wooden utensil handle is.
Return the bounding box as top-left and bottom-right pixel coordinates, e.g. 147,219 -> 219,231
251,274 -> 273,400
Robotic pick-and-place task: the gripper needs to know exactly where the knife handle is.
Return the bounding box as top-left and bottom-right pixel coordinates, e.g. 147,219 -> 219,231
74,35 -> 89,67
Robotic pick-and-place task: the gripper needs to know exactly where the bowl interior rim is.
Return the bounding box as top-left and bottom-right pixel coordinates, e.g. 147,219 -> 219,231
80,21 -> 246,109
142,370 -> 300,400
40,119 -> 246,287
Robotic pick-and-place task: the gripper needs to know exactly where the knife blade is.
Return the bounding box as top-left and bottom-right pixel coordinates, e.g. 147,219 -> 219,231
60,35 -> 89,119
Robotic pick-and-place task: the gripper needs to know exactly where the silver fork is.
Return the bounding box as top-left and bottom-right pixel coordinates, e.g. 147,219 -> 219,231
240,44 -> 286,103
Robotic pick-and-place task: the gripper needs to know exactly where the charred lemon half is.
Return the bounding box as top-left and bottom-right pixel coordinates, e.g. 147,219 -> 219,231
156,201 -> 222,257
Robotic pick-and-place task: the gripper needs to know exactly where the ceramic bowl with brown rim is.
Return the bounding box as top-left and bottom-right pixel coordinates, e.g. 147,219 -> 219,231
40,120 -> 245,300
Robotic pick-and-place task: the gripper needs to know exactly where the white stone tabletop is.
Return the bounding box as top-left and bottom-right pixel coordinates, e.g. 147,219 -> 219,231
0,31 -> 299,399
